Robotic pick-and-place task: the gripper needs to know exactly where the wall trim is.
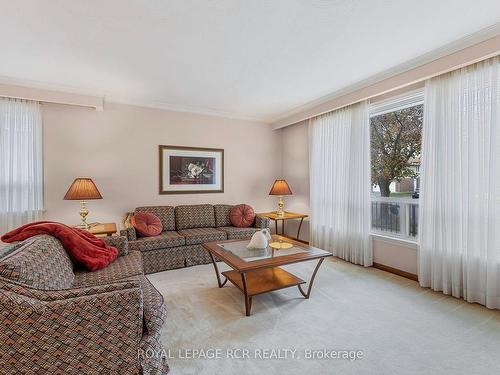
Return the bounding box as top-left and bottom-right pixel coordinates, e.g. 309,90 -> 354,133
272,24 -> 500,129
104,96 -> 268,123
0,75 -> 267,122
0,82 -> 103,110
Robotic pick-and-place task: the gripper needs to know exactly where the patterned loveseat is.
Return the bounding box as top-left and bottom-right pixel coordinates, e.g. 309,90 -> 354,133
121,204 -> 270,274
0,235 -> 169,374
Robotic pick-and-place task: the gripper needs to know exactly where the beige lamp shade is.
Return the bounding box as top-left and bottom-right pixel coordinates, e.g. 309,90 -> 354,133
64,178 -> 103,200
269,179 -> 293,196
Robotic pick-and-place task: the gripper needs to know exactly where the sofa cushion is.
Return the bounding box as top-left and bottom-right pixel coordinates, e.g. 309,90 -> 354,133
217,226 -> 259,240
73,250 -> 143,287
177,228 -> 226,245
230,204 -> 256,228
214,204 -> 233,227
132,212 -> 163,237
0,235 -> 74,290
175,204 -> 216,230
129,231 -> 185,252
135,206 -> 175,231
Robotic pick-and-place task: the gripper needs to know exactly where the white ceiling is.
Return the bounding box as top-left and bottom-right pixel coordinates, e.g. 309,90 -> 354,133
0,0 -> 499,122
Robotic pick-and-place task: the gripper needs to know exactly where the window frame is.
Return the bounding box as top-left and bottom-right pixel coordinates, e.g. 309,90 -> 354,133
369,89 -> 424,242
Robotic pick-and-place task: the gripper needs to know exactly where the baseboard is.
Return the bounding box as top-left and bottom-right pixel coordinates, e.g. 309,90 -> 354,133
280,236 -> 418,281
373,262 -> 418,281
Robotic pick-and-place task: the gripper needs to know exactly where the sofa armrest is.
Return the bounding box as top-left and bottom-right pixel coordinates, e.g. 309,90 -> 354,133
0,281 -> 143,374
103,235 -> 129,256
120,227 -> 137,241
255,215 -> 270,229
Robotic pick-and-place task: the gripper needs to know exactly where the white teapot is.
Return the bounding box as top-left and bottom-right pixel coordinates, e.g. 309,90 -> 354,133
247,229 -> 272,249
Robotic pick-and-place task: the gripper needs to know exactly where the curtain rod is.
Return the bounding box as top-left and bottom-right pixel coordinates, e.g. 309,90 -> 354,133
0,83 -> 103,111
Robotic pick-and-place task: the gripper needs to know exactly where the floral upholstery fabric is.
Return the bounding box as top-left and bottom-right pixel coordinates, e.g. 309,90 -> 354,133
129,231 -> 185,252
0,235 -> 74,290
218,226 -> 259,240
175,204 -> 216,230
177,227 -> 226,245
136,206 -> 176,231
214,204 -> 233,227
73,250 -> 143,287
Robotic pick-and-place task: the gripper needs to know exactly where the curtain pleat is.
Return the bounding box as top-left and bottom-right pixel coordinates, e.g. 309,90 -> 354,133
309,101 -> 372,266
0,98 -> 43,234
419,56 -> 500,309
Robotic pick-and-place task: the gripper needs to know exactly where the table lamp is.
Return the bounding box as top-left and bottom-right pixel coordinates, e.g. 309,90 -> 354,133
63,178 -> 102,229
269,179 -> 292,217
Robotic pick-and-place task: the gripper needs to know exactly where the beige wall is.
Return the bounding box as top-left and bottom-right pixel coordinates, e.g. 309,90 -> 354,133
279,120 -> 418,275
42,102 -> 281,228
41,96 -> 417,274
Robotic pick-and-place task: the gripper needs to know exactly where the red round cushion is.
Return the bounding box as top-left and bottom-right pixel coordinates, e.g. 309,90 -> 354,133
131,212 -> 162,237
230,204 -> 256,228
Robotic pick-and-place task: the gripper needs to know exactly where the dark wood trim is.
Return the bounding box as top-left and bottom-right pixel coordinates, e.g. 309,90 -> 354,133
158,145 -> 224,195
265,237 -> 417,282
373,262 -> 418,281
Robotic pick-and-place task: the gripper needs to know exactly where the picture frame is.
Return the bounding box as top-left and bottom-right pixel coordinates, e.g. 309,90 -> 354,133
159,145 -> 224,194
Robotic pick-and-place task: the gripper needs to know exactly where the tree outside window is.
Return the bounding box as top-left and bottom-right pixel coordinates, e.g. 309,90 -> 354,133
370,104 -> 423,197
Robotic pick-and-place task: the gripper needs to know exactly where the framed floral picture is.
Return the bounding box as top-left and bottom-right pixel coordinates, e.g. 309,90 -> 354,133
159,145 -> 224,194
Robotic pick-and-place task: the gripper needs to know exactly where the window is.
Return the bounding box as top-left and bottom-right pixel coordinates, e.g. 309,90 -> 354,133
0,98 -> 43,234
369,90 -> 424,240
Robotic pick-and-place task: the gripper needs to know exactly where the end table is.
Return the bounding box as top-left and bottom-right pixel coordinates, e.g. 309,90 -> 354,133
257,212 -> 308,241
88,223 -> 117,237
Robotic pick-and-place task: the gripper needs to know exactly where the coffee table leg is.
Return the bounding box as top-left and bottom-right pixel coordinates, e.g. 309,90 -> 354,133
208,251 -> 227,288
298,258 -> 325,299
240,273 -> 252,316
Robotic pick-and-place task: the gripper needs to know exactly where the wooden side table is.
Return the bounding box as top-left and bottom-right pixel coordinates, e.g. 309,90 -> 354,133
257,212 -> 308,240
88,223 -> 117,237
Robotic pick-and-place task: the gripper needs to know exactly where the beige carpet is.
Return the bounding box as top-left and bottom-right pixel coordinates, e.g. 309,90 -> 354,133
148,258 -> 500,375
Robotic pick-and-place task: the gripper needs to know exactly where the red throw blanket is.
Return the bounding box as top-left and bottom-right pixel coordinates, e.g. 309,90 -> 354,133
1,221 -> 118,271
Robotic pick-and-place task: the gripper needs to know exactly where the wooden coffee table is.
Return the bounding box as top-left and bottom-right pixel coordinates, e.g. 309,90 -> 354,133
202,235 -> 332,316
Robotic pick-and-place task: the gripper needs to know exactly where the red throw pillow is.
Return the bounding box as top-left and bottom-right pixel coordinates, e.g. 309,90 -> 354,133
132,212 -> 162,237
230,204 -> 256,228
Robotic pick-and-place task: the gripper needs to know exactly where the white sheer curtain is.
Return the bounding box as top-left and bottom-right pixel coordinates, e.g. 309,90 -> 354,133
419,56 -> 500,309
309,101 -> 372,266
0,98 -> 43,235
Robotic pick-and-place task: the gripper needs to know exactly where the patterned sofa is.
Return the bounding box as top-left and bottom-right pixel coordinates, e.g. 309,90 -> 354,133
121,204 -> 270,274
0,234 -> 169,374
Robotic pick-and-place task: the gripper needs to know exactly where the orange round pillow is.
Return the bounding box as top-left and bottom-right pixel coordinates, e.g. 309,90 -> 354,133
131,212 -> 162,237
230,204 -> 256,228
